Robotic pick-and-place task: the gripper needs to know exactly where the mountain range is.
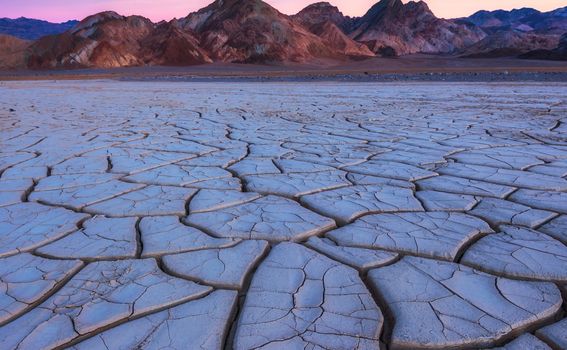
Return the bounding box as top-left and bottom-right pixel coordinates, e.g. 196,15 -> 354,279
0,17 -> 78,40
1,0 -> 566,70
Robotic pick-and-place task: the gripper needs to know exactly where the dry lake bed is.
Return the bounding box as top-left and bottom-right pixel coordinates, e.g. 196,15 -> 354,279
0,80 -> 566,350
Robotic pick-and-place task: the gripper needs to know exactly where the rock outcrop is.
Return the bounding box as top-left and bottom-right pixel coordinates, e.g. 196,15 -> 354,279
27,12 -> 154,68
26,11 -> 212,69
462,31 -> 560,58
0,34 -> 30,69
307,21 -> 375,57
179,0 -> 340,63
292,2 -> 357,32
140,22 -> 212,65
349,0 -> 486,56
293,3 -> 374,57
520,32 -> 567,60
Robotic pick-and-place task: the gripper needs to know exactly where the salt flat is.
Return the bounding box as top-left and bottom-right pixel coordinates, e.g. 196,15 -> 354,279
0,80 -> 566,350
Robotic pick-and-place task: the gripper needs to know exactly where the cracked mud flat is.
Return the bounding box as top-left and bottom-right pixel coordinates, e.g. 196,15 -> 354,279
0,80 -> 566,350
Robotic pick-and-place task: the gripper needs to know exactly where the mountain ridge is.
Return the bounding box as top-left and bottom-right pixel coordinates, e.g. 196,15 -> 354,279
463,6 -> 567,34
0,17 -> 78,40
1,0 -> 566,69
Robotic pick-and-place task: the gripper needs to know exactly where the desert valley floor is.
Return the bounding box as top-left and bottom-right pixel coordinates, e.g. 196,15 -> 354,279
0,80 -> 566,350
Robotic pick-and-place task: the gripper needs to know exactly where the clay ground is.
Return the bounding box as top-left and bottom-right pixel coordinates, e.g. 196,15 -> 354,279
1,55 -> 567,81
0,80 -> 566,349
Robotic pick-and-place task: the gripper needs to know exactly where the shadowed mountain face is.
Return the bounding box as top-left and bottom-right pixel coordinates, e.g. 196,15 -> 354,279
140,22 -> 212,66
461,31 -> 560,58
348,0 -> 486,56
520,33 -> 567,61
0,17 -> 78,40
0,34 -> 30,69
307,21 -> 375,58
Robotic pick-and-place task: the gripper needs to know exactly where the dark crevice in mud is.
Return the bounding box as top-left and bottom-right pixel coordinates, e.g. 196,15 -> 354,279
549,119 -> 562,132
302,242 -> 400,274
106,156 -> 113,172
157,255 -> 216,288
178,217 -> 225,240
361,272 -> 396,349
224,244 -> 272,350
223,151 -> 252,193
33,199 -> 90,214
4,81 -> 567,350
183,189 -> 200,218
134,217 -> 143,259
484,308 -> 565,349
52,289 -> 215,350
453,229 -> 491,264
32,250 -> 136,263
532,213 -> 561,230
0,262 -> 86,328
21,179 -> 37,203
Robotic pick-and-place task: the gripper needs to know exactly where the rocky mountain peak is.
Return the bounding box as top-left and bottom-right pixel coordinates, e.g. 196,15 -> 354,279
293,2 -> 346,25
71,11 -> 124,33
293,1 -> 358,33
350,0 -> 486,56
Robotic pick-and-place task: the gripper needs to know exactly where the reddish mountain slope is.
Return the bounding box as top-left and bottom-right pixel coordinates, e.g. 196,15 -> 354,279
180,0 -> 339,63
27,11 -> 211,69
292,2 -> 374,57
308,21 -> 374,57
520,33 -> 567,60
28,12 -> 153,68
140,22 -> 212,66
350,0 -> 486,56
292,2 -> 357,33
0,34 -> 30,69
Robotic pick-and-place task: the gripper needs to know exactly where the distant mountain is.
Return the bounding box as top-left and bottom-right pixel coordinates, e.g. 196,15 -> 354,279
0,17 -> 78,40
460,31 -> 559,58
463,6 -> 567,34
464,8 -> 540,31
347,0 -> 486,56
520,33 -> 567,60
456,6 -> 567,58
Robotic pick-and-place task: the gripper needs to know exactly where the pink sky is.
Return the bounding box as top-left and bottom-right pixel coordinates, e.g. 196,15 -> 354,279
1,0 -> 566,22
